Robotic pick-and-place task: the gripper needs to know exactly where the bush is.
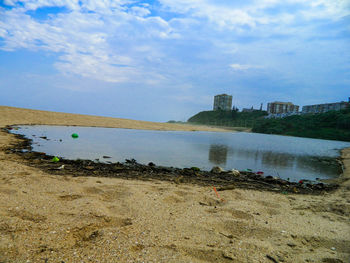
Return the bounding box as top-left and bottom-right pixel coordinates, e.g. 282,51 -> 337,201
252,110 -> 350,141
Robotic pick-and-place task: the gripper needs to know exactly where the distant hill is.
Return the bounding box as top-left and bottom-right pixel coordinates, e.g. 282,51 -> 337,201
187,110 -> 268,127
252,108 -> 350,142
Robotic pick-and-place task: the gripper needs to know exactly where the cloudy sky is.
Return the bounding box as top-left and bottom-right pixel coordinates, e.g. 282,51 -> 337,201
0,0 -> 349,121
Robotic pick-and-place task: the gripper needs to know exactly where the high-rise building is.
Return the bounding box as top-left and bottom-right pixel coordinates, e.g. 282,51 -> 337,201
213,94 -> 232,111
267,102 -> 299,114
302,101 -> 349,114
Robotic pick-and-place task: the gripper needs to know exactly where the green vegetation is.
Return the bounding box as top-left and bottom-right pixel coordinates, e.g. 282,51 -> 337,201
187,107 -> 350,141
252,108 -> 350,141
167,120 -> 186,124
187,110 -> 268,127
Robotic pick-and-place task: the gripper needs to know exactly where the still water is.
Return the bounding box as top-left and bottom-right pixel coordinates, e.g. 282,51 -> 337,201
12,125 -> 350,182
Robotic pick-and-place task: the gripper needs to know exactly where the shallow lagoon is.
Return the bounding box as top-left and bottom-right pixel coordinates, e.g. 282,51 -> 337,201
12,125 -> 350,182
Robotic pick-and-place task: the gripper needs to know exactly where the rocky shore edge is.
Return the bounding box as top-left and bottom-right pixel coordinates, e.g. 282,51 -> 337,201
3,126 -> 340,195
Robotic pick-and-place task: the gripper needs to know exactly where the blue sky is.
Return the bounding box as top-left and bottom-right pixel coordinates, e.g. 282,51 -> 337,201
0,0 -> 349,122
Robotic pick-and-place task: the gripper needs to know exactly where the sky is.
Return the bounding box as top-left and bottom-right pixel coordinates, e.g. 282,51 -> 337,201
0,0 -> 349,122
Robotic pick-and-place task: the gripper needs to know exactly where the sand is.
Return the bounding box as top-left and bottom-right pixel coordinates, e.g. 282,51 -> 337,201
0,105 -> 349,263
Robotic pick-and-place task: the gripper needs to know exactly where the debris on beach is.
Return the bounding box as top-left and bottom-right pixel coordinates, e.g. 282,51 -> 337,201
229,169 -> 240,176
51,156 -> 60,163
5,128 -> 340,195
211,166 -> 224,173
71,133 -> 79,139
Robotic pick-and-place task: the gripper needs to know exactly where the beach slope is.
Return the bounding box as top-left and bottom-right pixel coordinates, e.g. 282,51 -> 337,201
0,106 -> 349,263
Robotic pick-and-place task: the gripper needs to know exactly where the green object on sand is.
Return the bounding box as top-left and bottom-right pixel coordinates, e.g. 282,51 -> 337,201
51,156 -> 60,163
71,133 -> 79,138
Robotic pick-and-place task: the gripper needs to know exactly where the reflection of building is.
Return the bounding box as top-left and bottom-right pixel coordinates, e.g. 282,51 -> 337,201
213,94 -> 232,111
302,101 -> 349,114
267,102 -> 299,114
208,144 -> 228,165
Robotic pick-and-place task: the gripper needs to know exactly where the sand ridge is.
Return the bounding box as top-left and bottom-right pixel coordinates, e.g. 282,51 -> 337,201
0,106 -> 349,263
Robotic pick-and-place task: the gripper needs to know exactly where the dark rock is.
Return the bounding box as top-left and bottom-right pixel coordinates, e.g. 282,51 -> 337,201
287,242 -> 297,248
266,255 -> 278,263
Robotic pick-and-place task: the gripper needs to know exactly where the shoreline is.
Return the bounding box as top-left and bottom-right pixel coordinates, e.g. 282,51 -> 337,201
0,105 -> 232,132
3,125 -> 342,195
1,106 -> 349,262
4,126 -> 339,195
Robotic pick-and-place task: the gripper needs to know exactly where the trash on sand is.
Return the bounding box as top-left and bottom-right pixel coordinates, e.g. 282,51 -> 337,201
217,185 -> 235,191
71,133 -> 79,138
53,165 -> 65,170
211,166 -> 224,173
213,186 -> 225,202
51,156 -> 60,163
229,169 -> 240,176
256,171 -> 264,175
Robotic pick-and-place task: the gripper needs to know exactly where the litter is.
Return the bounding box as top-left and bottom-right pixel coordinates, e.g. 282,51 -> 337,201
71,133 -> 79,138
213,186 -> 225,202
51,156 -> 60,163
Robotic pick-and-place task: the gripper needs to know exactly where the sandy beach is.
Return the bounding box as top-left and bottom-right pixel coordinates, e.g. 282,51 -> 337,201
0,105 -> 349,263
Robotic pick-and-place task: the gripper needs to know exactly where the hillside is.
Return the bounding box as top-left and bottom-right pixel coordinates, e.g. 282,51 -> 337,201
187,110 -> 268,127
252,108 -> 350,141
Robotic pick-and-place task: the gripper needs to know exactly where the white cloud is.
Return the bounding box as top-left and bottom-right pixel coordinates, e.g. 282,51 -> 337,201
130,6 -> 151,17
159,0 -> 350,30
3,0 -> 17,6
0,1 -> 179,83
230,64 -> 260,71
0,0 -> 349,88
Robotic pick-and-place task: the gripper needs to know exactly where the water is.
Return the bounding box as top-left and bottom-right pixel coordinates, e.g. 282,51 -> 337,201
11,125 -> 350,182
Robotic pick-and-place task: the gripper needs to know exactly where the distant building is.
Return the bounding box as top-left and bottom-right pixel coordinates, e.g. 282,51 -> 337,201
267,102 -> 299,114
302,101 -> 349,114
242,108 -> 254,113
213,94 -> 232,111
242,106 -> 255,112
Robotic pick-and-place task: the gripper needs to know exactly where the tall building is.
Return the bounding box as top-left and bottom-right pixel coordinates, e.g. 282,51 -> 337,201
302,101 -> 349,114
267,102 -> 299,114
213,94 -> 232,111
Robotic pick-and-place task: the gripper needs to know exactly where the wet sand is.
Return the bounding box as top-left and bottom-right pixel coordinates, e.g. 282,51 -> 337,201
0,106 -> 349,263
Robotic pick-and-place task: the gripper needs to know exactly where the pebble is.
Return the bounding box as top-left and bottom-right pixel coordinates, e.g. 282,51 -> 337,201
287,242 -> 297,248
222,250 -> 234,260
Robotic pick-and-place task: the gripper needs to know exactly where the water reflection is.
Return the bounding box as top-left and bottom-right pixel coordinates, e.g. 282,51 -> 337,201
207,146 -> 341,178
11,126 -> 350,182
261,151 -> 294,168
208,144 -> 228,165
